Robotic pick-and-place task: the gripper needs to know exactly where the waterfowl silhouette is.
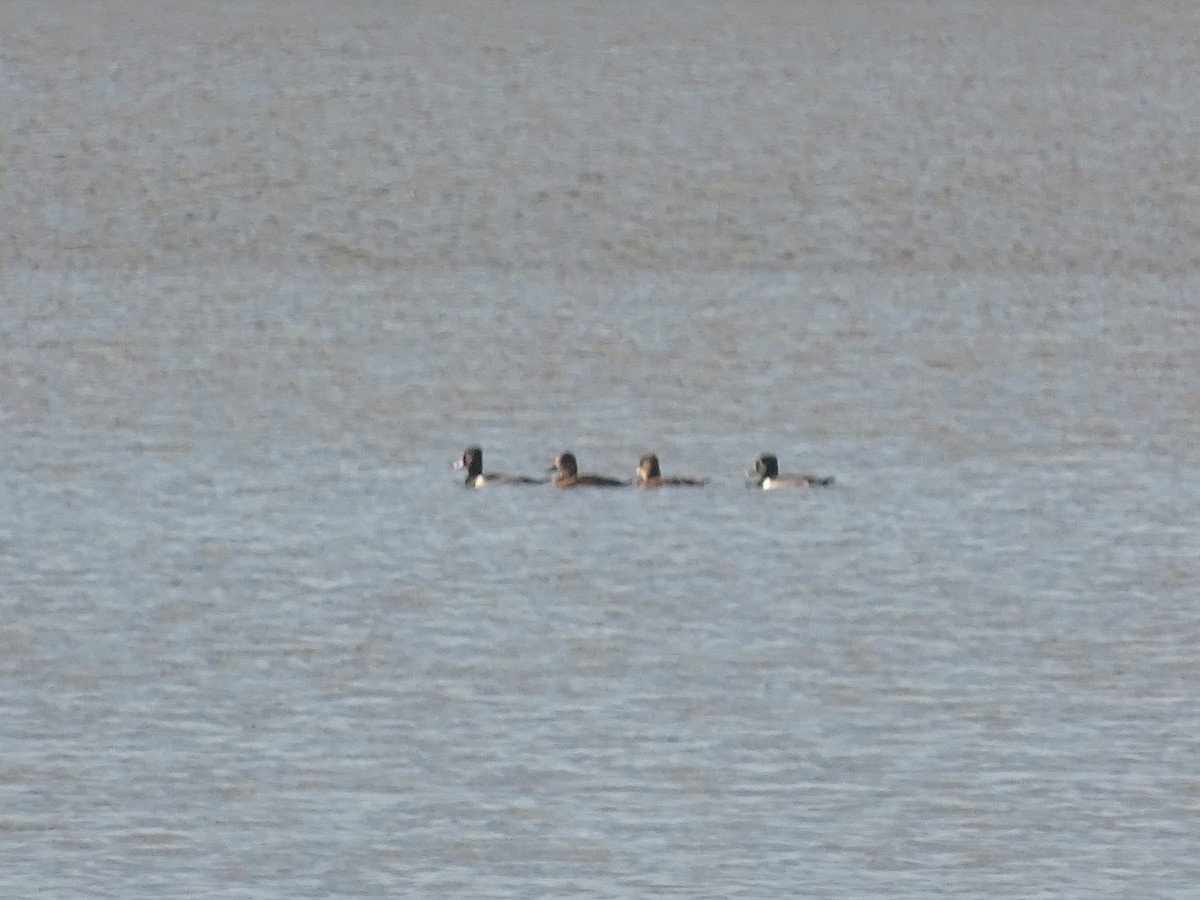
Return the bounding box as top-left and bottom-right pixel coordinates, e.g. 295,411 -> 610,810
455,447 -> 543,487
751,454 -> 834,489
634,453 -> 707,487
549,451 -> 626,488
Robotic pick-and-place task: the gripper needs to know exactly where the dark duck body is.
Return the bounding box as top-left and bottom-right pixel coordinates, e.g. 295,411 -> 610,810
634,453 -> 707,488
549,451 -> 627,488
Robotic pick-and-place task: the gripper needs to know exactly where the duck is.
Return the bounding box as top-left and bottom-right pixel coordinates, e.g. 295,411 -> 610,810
634,453 -> 708,487
751,454 -> 834,489
455,447 -> 543,487
549,451 -> 627,488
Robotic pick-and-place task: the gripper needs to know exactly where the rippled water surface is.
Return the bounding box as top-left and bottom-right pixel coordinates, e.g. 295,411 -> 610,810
3,2 -> 1199,896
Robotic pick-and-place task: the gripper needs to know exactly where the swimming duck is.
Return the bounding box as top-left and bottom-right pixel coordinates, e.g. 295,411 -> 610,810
549,451 -> 627,488
634,453 -> 708,487
751,454 -> 834,489
455,447 -> 543,487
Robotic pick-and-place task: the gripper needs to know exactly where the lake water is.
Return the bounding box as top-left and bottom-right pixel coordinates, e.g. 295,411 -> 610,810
3,2 -> 1199,896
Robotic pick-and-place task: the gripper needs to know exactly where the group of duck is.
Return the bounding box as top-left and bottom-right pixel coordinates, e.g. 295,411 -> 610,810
456,447 -> 835,490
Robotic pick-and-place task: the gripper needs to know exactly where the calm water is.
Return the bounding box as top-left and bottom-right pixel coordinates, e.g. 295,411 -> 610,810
3,2 -> 1199,896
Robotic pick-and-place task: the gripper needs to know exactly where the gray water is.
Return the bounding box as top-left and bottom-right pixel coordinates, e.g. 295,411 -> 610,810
3,2 -> 1199,897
